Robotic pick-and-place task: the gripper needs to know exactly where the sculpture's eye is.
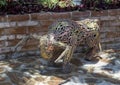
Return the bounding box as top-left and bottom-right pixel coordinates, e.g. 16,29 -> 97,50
75,30 -> 79,33
94,34 -> 96,37
88,28 -> 91,29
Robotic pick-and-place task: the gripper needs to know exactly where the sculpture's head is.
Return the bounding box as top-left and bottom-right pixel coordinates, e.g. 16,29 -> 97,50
31,34 -> 53,60
39,34 -> 65,61
39,33 -> 63,60
77,19 -> 100,31
86,19 -> 99,31
79,18 -> 100,41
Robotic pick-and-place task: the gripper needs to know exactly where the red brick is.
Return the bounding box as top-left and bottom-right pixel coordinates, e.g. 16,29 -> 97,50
114,37 -> 120,43
0,15 -> 7,22
51,12 -> 71,19
0,54 -> 6,59
7,39 -> 39,51
110,21 -> 120,26
100,37 -> 114,43
91,10 -> 108,17
41,25 -> 49,31
105,43 -> 120,50
100,20 -> 111,27
16,34 -> 26,39
101,37 -> 120,43
100,32 -> 106,39
31,13 -> 52,20
40,20 -> 53,26
108,9 -> 120,16
16,51 -> 39,56
8,14 -> 29,21
17,21 -> 39,27
0,41 -> 5,47
0,29 -> 4,35
22,44 -> 38,51
0,35 -> 16,40
72,11 -> 90,19
102,40 -> 115,44
101,27 -> 119,32
6,40 -> 20,46
4,27 -> 27,35
0,47 -> 12,54
106,32 -> 120,38
25,38 -> 39,46
28,25 -> 48,33
6,39 -> 38,52
0,22 -> 16,28
100,16 -> 116,21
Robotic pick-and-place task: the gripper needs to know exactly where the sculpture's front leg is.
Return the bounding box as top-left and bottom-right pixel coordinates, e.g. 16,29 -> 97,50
54,37 -> 77,73
62,45 -> 76,73
52,41 -> 76,73
54,46 -> 70,63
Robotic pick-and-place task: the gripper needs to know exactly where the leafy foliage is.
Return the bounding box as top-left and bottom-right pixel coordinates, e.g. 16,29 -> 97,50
58,0 -> 75,8
38,0 -> 58,9
0,0 -> 7,8
82,0 -> 120,10
0,0 -> 119,15
38,0 -> 75,9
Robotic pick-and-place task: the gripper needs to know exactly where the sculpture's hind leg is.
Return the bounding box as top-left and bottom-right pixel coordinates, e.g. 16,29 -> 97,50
85,43 -> 102,61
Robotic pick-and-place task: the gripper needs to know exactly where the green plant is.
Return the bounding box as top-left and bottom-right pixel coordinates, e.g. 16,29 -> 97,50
104,0 -> 112,4
0,0 -> 7,8
38,0 -> 59,9
82,0 -> 120,10
58,0 -> 75,8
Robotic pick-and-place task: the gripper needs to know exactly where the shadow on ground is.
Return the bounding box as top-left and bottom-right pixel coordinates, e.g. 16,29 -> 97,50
0,49 -> 120,85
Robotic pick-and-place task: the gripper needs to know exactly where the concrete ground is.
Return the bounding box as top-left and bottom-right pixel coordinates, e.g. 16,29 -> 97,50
0,49 -> 120,85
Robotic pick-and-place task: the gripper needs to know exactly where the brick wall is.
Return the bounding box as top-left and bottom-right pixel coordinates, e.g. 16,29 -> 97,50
0,9 -> 120,59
